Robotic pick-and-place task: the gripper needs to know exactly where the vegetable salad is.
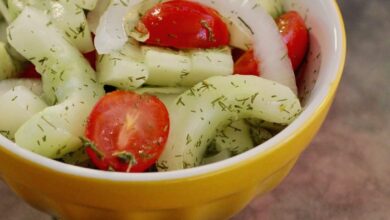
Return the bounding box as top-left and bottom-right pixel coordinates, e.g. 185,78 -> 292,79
0,0 -> 308,172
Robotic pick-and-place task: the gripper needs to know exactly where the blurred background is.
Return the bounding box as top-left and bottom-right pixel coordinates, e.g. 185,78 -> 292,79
1,0 -> 389,219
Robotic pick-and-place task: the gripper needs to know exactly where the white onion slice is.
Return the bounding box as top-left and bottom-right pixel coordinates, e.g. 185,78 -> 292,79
94,0 -> 143,54
87,0 -> 111,34
189,0 -> 297,94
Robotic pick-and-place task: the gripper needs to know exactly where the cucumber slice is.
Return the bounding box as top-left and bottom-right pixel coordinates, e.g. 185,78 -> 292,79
181,47 -> 233,86
70,0 -> 97,10
201,149 -> 231,165
58,146 -> 89,165
0,78 -> 42,96
97,41 -> 148,90
0,86 -> 47,140
143,46 -> 192,87
257,0 -> 284,18
0,21 -> 7,42
215,119 -> 254,156
8,7 -> 104,158
0,41 -> 16,80
157,75 -> 301,171
0,0 -> 11,23
135,87 -> 188,96
8,0 -> 94,52
143,46 -> 233,87
201,119 -> 254,165
250,126 -> 273,146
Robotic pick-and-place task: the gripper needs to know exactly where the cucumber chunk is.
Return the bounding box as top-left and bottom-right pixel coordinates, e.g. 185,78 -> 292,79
143,46 -> 233,87
143,46 -> 192,86
96,41 -> 149,90
157,75 -> 301,171
0,78 -> 42,96
257,0 -> 284,18
181,47 -> 233,86
8,7 -> 104,158
215,119 -> 254,156
0,41 -> 16,80
8,0 -> 94,52
70,0 -> 98,10
0,86 -> 47,140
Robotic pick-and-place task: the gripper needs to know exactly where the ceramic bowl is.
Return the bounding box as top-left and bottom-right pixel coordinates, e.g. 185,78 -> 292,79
0,0 -> 346,219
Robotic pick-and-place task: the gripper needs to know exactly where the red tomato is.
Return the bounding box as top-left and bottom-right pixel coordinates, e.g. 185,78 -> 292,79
83,50 -> 97,70
233,49 -> 260,76
138,0 -> 229,49
276,11 -> 309,70
19,63 -> 40,78
234,11 -> 308,75
84,91 -> 170,172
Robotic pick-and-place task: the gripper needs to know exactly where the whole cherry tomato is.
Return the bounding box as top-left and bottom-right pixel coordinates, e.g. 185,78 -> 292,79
138,0 -> 229,49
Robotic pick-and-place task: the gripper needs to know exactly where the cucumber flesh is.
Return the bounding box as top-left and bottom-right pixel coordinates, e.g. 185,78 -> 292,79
0,86 -> 47,140
70,0 -> 98,10
257,0 -> 284,18
97,41 -> 148,90
143,46 -> 233,87
181,47 -> 233,86
143,46 -> 192,86
214,119 -> 254,156
0,78 -> 43,96
0,41 -> 16,80
201,149 -> 231,165
157,75 -> 301,171
8,0 -> 94,52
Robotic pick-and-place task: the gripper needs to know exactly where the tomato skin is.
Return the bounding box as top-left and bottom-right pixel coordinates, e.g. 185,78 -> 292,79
139,0 -> 229,49
85,91 -> 170,172
233,49 -> 260,76
234,11 -> 308,75
276,11 -> 308,70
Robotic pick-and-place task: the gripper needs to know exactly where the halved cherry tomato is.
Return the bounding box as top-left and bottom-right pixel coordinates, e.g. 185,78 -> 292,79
234,11 -> 308,75
276,11 -> 308,70
233,49 -> 260,76
84,91 -> 170,172
138,0 -> 229,49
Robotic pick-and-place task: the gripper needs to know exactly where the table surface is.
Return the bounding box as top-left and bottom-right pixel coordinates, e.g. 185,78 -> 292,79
1,0 -> 389,219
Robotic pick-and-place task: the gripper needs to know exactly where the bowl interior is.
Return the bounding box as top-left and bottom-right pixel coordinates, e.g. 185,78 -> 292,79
0,0 -> 346,181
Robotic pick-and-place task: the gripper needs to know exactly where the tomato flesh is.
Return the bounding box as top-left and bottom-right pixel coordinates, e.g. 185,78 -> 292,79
234,11 -> 308,75
85,91 -> 170,172
233,49 -> 260,76
139,0 -> 229,49
83,50 -> 97,70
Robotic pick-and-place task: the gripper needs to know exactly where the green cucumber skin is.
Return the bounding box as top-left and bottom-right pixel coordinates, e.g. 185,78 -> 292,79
157,75 -> 301,171
0,86 -> 47,140
8,8 -> 104,158
0,42 -> 16,80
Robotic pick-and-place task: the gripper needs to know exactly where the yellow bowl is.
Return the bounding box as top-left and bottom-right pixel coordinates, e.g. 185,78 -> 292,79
0,0 -> 346,219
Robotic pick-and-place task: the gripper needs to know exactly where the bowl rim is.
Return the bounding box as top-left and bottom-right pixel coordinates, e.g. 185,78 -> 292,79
0,0 -> 347,182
